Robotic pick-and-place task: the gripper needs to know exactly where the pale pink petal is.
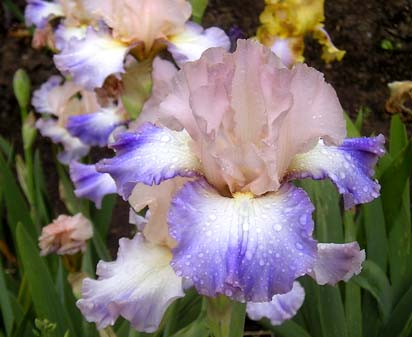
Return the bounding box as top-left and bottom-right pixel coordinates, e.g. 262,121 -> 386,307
84,0 -> 191,49
137,57 -> 180,129
39,213 -> 93,256
128,177 -> 190,247
141,39 -> 346,195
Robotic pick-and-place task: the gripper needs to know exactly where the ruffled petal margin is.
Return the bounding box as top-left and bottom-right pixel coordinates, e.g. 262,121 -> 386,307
168,178 -> 317,302
67,107 -> 124,147
36,118 -> 89,163
246,281 -> 305,325
54,27 -> 129,89
97,123 -> 201,199
168,22 -> 231,66
287,135 -> 385,208
77,234 -> 184,332
31,75 -> 63,114
69,162 -> 117,208
25,0 -> 63,28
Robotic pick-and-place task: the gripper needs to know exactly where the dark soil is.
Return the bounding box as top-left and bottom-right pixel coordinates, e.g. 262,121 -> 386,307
1,0 -> 412,251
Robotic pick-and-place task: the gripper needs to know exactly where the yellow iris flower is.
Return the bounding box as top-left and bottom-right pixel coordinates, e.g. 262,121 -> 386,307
257,0 -> 345,66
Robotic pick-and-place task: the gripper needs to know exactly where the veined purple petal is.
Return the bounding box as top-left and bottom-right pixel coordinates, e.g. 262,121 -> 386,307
32,75 -> 63,114
69,162 -> 117,208
168,21 -> 231,66
247,281 -> 305,325
77,234 -> 184,332
67,108 -> 124,147
36,118 -> 90,163
168,178 -> 317,302
287,135 -> 386,208
310,242 -> 365,285
54,27 -> 129,89
96,123 -> 201,199
25,0 -> 63,28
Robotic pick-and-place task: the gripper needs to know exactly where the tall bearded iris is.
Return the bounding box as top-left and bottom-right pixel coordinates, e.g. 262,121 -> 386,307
45,0 -> 230,89
78,40 -> 384,331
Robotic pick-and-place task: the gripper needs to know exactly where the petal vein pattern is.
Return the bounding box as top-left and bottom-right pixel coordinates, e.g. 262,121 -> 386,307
97,123 -> 201,199
168,178 -> 317,302
67,108 -> 124,147
70,162 -> 117,208
287,135 -> 385,208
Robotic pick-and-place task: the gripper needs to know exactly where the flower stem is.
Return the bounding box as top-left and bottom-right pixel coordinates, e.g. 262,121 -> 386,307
206,296 -> 246,337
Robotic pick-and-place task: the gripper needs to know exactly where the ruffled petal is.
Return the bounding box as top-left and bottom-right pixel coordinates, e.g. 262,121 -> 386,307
67,107 -> 124,146
142,39 -> 346,195
313,26 -> 346,64
246,281 -> 305,325
168,178 -> 317,302
97,123 -> 201,199
310,242 -> 365,285
54,27 -> 129,89
287,135 -> 386,208
36,118 -> 90,163
168,22 -> 231,66
69,162 -> 117,208
31,75 -> 63,114
25,0 -> 63,28
32,76 -> 83,117
77,234 -> 184,332
84,0 -> 191,49
54,24 -> 88,51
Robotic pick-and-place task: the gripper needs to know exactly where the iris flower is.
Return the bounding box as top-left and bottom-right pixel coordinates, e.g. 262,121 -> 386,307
25,0 -> 98,50
77,40 -> 384,331
26,0 -> 232,90
39,213 -> 93,256
257,0 -> 345,67
33,75 -> 127,163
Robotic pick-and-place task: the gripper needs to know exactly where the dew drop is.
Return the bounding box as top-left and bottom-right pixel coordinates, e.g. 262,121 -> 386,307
246,251 -> 253,260
160,135 -> 170,142
209,214 -> 217,221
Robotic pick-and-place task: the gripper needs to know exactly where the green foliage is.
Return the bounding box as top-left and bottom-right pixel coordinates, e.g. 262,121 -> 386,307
121,60 -> 153,119
189,0 -> 208,23
12,69 -> 31,113
16,224 -> 76,337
